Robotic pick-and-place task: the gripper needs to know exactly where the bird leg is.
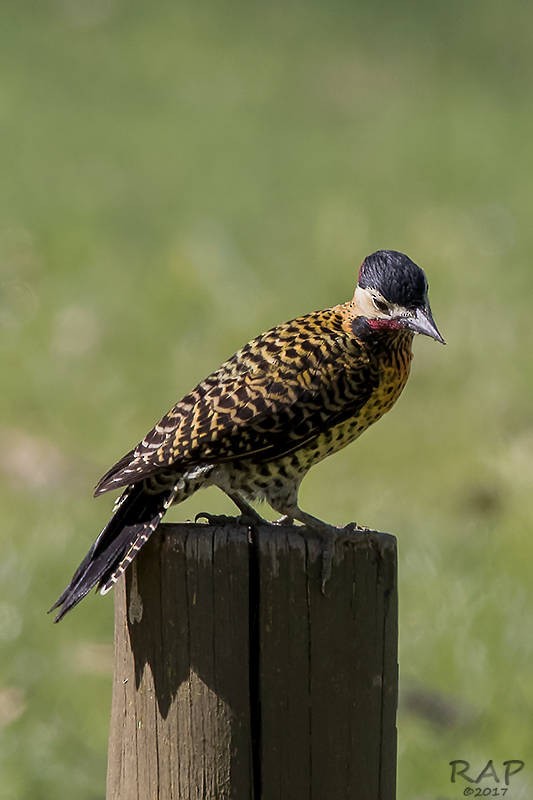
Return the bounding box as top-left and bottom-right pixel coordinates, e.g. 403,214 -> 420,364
195,491 -> 268,527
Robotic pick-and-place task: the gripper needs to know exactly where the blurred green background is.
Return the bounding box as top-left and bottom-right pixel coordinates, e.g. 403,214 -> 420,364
1,1 -> 532,797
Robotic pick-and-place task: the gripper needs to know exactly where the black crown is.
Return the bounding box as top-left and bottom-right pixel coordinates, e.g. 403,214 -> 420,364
359,250 -> 428,308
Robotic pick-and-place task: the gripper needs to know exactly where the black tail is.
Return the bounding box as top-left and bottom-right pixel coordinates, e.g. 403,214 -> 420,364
50,481 -> 179,622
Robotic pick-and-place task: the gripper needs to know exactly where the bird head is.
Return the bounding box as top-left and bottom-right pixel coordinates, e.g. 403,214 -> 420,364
353,249 -> 445,344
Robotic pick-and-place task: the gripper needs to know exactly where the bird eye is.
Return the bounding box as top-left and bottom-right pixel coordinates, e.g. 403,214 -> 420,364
373,297 -> 389,314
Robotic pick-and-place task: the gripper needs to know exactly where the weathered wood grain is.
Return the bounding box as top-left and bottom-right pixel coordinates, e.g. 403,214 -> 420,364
106,523 -> 397,800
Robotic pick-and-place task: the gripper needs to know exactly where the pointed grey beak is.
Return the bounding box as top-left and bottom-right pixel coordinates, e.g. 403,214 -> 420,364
404,304 -> 446,344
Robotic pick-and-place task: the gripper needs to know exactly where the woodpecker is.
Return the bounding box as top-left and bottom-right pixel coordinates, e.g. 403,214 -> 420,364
51,249 -> 444,621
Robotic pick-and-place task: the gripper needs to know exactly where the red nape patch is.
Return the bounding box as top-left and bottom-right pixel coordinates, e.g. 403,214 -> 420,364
367,318 -> 402,331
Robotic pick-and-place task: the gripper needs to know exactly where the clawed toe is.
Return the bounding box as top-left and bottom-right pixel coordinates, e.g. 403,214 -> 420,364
194,510 -> 267,527
195,511 -> 237,525
272,515 -> 294,526
317,523 -> 371,594
320,535 -> 335,594
339,521 -> 371,537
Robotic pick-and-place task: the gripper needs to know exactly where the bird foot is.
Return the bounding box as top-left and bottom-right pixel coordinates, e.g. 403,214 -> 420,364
318,522 -> 371,594
272,515 -> 294,526
195,512 -> 236,525
194,509 -> 267,527
342,522 -> 371,535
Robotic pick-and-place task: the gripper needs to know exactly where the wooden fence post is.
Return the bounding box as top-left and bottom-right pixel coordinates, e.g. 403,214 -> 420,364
106,522 -> 398,800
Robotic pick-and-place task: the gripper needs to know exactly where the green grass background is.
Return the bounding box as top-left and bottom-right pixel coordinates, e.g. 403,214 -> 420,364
1,1 -> 532,797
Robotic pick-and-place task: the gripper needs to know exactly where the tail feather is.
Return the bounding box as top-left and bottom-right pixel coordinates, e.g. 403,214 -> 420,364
99,483 -> 178,595
50,481 -> 179,622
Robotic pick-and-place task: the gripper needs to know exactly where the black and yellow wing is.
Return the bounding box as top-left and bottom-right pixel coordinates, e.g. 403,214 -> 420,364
95,308 -> 375,495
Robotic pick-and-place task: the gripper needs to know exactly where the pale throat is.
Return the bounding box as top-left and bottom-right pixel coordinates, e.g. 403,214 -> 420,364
352,285 -> 414,337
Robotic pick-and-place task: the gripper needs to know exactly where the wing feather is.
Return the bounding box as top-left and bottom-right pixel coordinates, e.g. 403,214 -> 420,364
95,309 -> 374,494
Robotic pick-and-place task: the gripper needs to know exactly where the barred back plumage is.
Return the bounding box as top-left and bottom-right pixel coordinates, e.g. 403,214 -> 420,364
51,249 -> 444,620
